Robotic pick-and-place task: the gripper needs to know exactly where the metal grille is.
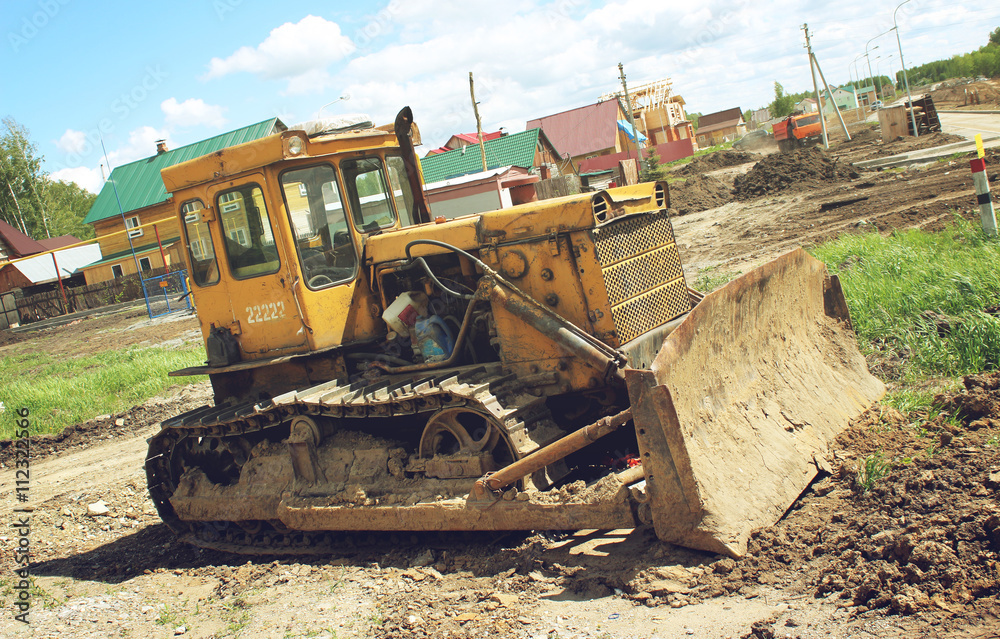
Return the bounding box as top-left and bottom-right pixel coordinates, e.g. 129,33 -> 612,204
593,211 -> 690,343
593,212 -> 677,266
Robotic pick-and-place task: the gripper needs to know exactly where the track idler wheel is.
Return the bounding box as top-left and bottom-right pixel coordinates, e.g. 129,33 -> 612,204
416,407 -> 517,480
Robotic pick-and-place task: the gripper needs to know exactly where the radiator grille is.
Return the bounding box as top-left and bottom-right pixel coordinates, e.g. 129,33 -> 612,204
593,212 -> 690,343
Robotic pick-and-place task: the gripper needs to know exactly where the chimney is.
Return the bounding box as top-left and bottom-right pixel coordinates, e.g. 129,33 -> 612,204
155,139 -> 168,155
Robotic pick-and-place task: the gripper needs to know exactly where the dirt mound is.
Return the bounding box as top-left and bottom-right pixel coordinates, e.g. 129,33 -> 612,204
0,329 -> 22,347
639,372 -> 1000,622
676,149 -> 760,176
733,146 -> 860,200
669,173 -> 733,215
928,79 -> 1000,108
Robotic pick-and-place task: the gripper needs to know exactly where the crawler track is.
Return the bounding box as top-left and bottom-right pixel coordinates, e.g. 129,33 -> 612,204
145,364 -> 566,554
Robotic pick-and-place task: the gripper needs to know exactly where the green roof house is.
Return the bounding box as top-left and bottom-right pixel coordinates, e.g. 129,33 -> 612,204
81,118 -> 284,284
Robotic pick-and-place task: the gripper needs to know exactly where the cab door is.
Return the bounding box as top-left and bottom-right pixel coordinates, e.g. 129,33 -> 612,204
209,174 -> 308,358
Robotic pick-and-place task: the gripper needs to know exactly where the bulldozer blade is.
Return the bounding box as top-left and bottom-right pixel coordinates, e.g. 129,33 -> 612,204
625,248 -> 884,558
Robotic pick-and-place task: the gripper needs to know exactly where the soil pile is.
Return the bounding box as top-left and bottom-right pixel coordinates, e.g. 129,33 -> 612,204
733,146 -> 860,200
669,173 -> 733,215
653,372 -> 1000,624
675,149 -> 760,176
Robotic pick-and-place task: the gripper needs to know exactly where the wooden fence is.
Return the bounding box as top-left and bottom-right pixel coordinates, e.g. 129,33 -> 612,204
14,267 -> 175,323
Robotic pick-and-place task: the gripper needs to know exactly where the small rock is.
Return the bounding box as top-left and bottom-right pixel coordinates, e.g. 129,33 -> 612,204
87,501 -> 110,516
60,506 -> 73,518
174,626 -> 186,636
491,593 -> 519,607
633,592 -> 652,601
115,418 -> 125,426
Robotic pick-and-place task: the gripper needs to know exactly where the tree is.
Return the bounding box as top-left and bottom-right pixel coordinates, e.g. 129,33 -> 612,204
688,112 -> 701,131
990,26 -> 1000,47
769,82 -> 795,119
43,179 -> 96,239
0,117 -> 95,242
638,149 -> 669,183
0,117 -> 50,239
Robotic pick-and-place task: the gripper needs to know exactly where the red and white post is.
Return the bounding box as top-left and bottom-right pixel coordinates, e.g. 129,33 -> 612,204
971,134 -> 996,235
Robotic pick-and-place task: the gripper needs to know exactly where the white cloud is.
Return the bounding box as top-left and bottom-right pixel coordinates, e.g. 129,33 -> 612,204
50,126 -> 170,194
161,97 -> 229,128
202,15 -> 354,92
55,129 -> 87,154
50,166 -> 103,194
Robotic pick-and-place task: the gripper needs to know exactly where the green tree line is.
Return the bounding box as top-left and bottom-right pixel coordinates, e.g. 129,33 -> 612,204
905,27 -> 1000,86
0,117 -> 95,243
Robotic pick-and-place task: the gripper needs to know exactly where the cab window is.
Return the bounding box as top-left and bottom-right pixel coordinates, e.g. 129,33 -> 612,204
341,157 -> 397,233
181,199 -> 218,287
216,184 -> 280,279
280,165 -> 358,289
386,155 -> 416,227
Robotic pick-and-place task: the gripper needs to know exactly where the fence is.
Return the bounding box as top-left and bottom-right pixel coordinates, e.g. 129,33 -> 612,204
13,267 -> 190,324
141,270 -> 192,318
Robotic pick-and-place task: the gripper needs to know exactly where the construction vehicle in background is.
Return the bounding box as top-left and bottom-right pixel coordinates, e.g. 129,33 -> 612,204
147,107 -> 884,559
773,112 -> 824,152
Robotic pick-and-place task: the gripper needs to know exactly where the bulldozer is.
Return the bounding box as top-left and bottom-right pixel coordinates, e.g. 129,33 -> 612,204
148,108 -> 884,559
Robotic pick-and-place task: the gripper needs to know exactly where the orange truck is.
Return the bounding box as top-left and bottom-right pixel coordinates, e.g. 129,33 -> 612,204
773,112 -> 823,152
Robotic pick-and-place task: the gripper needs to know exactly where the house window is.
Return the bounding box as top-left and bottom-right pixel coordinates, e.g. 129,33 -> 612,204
139,257 -> 152,272
126,215 -> 143,238
228,228 -> 250,247
111,264 -> 124,279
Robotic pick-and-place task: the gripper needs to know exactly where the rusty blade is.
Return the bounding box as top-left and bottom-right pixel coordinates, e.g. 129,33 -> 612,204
626,248 -> 884,558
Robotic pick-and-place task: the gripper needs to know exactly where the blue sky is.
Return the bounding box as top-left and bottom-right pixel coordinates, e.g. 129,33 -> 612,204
2,0 -> 997,193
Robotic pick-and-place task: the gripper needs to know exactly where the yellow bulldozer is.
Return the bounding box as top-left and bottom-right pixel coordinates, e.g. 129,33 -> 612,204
148,108 -> 884,558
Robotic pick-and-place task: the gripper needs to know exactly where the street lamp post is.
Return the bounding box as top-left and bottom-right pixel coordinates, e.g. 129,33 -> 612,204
865,27 -> 896,107
851,54 -> 866,117
895,0 -> 919,137
865,46 -> 880,103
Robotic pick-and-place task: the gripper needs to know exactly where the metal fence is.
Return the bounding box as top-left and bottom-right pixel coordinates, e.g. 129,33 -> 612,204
140,270 -> 191,318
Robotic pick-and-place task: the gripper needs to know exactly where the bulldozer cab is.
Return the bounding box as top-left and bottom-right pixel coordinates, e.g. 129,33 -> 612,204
163,129 -> 420,365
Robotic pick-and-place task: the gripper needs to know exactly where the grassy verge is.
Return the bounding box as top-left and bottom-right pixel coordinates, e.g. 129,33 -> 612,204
0,346 -> 205,439
812,216 -> 1000,381
663,141 -> 734,168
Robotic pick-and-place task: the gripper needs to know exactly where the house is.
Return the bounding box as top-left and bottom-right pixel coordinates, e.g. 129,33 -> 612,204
695,107 -> 746,147
796,98 -> 819,114
855,85 -> 878,109
0,220 -> 99,296
749,107 -> 772,130
826,85 -> 859,111
80,118 -> 285,285
423,166 -> 534,219
526,99 -> 637,168
424,131 -> 504,156
418,128 -> 565,184
600,78 -> 696,147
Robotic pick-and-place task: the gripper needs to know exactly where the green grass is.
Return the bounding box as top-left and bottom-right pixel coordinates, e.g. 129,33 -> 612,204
663,141 -> 735,168
857,452 -> 892,492
0,345 -> 204,439
812,216 -> 1000,380
693,266 -> 742,293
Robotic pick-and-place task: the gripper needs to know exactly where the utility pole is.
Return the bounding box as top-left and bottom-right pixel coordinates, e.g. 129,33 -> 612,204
811,53 -> 851,141
469,72 -> 487,172
802,24 -> 829,149
895,0 -> 919,137
617,62 -> 644,163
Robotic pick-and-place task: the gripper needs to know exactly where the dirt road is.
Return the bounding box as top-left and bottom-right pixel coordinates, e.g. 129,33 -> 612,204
1,131 -> 998,639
